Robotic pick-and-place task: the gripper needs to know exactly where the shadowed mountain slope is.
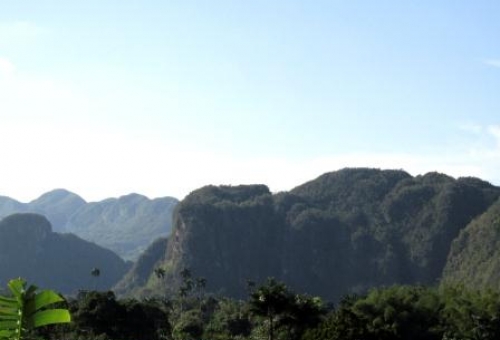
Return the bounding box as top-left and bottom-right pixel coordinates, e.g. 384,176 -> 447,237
64,194 -> 177,260
442,198 -> 500,289
124,168 -> 500,301
0,213 -> 130,294
0,190 -> 178,260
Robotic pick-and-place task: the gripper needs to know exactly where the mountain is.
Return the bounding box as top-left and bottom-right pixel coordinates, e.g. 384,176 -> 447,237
114,237 -> 168,295
28,189 -> 87,231
0,213 -> 130,294
0,189 -> 86,232
0,190 -> 178,261
442,198 -> 500,289
63,194 -> 177,261
121,168 -> 500,301
0,196 -> 25,212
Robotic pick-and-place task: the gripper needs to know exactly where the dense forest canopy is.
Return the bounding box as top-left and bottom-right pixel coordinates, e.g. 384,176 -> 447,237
122,168 -> 500,302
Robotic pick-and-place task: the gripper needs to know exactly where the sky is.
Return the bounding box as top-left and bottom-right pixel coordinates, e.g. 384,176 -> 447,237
0,1 -> 499,202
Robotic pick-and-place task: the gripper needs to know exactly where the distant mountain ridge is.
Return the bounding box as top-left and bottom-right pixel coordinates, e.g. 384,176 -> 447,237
0,213 -> 130,294
0,189 -> 178,261
118,168 -> 500,301
0,189 -> 86,231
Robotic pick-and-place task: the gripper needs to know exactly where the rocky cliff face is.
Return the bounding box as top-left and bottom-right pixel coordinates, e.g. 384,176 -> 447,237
140,168 -> 500,301
114,236 -> 168,295
164,185 -> 284,297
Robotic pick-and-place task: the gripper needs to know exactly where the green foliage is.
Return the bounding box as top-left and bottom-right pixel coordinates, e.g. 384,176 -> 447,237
249,278 -> 325,340
351,286 -> 442,340
64,194 -> 178,261
172,309 -> 203,340
438,285 -> 500,340
305,285 -> 500,340
69,290 -> 170,340
159,185 -> 281,298
203,298 -> 252,340
302,294 -> 367,340
443,198 -> 500,290
15,282 -> 500,340
249,278 -> 291,340
127,168 -> 500,303
0,278 -> 71,340
113,237 -> 169,296
182,184 -> 271,206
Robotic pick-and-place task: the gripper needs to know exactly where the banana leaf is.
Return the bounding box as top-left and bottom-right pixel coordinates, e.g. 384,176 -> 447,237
0,278 -> 71,340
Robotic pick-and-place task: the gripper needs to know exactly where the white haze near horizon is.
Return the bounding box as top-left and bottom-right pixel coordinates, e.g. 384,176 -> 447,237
1,2 -> 500,202
1,112 -> 499,203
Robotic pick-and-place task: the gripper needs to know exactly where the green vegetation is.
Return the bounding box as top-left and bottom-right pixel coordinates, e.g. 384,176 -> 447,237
132,168 -> 500,301
0,189 -> 86,232
303,285 -> 500,340
4,168 -> 500,340
12,278 -> 500,340
0,190 -> 178,261
443,198 -> 500,289
0,278 -> 71,340
64,193 -> 178,261
0,213 -> 130,294
113,237 -> 168,295
248,278 -> 325,340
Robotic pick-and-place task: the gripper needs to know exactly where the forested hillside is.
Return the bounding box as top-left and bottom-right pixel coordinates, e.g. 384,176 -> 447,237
0,190 -> 178,260
0,189 -> 86,231
442,198 -> 500,289
64,194 -> 177,260
126,168 -> 500,301
114,236 -> 168,295
0,213 -> 130,293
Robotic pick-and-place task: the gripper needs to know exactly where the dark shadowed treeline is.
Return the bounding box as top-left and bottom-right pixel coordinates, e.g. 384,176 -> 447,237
35,279 -> 500,340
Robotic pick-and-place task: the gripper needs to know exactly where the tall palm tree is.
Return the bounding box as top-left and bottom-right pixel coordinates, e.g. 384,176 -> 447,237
91,267 -> 101,291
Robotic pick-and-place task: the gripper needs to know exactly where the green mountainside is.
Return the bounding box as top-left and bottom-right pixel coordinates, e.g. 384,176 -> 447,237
114,237 -> 168,295
0,190 -> 178,260
28,189 -> 87,231
0,189 -> 86,231
442,198 -> 500,288
64,194 -> 177,260
125,168 -> 500,301
0,213 -> 130,294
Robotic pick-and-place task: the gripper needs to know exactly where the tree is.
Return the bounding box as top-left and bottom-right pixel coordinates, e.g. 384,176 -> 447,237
248,278 -> 294,340
172,310 -> 204,340
195,277 -> 206,291
350,286 -> 443,340
70,291 -> 170,340
203,298 -> 252,340
91,267 -> 101,291
180,268 -> 192,281
279,294 -> 326,340
71,290 -> 121,338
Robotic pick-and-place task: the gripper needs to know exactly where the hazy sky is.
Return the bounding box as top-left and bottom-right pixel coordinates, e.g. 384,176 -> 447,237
1,1 -> 499,202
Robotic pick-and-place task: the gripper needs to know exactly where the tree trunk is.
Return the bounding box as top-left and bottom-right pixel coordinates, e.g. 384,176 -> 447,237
269,314 -> 274,340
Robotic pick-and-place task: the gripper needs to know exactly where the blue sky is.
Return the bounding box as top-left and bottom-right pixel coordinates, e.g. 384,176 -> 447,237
0,1 -> 499,201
